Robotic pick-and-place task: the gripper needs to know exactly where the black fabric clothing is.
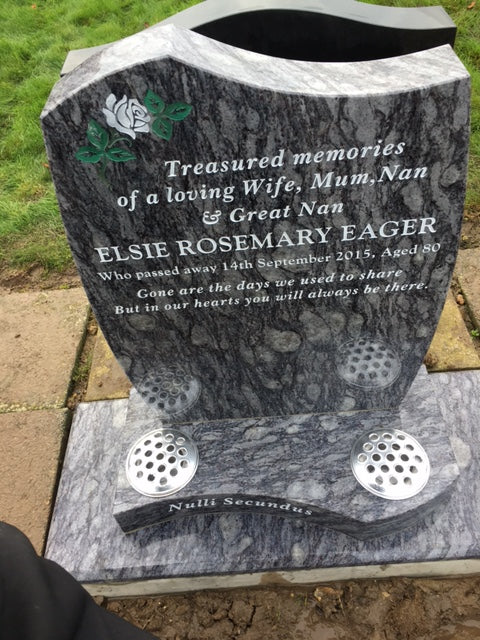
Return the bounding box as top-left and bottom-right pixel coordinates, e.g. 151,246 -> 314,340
0,522 -> 156,640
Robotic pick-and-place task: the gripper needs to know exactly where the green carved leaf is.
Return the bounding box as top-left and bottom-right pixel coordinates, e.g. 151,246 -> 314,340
75,146 -> 105,163
86,120 -> 108,150
106,147 -> 136,163
152,116 -> 173,141
144,89 -> 165,114
165,102 -> 192,121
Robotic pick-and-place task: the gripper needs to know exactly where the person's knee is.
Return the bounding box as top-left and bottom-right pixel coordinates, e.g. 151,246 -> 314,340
0,521 -> 38,569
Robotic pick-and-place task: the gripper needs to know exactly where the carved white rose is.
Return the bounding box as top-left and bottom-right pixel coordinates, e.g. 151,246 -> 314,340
102,94 -> 151,139
76,89 -> 192,178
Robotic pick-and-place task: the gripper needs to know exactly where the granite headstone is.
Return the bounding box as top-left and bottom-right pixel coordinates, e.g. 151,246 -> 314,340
163,0 -> 457,61
42,1 -> 474,553
42,20 -> 469,424
60,0 -> 457,73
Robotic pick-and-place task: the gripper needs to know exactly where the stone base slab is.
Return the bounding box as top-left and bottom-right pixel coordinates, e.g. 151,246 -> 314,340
46,370 -> 480,597
113,367 -> 459,538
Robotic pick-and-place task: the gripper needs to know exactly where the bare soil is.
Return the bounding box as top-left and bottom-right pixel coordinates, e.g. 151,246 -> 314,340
103,577 -> 480,639
0,264 -> 81,293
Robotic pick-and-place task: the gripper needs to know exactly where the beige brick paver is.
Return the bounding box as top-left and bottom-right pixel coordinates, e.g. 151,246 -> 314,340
0,409 -> 67,553
0,289 -> 89,411
426,291 -> 480,371
85,329 -> 131,401
456,248 -> 480,330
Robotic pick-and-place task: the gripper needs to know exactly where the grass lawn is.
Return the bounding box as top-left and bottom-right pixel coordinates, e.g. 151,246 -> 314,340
0,0 -> 478,273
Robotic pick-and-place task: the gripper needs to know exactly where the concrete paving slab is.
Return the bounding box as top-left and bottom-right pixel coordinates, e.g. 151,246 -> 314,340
0,289 -> 89,412
0,409 -> 68,553
85,329 -> 131,401
456,248 -> 480,329
425,291 -> 480,371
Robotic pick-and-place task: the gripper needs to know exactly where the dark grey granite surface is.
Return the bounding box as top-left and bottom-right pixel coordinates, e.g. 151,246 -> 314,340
113,367 -> 459,538
61,0 -> 456,74
45,370 -> 480,590
42,25 -> 470,422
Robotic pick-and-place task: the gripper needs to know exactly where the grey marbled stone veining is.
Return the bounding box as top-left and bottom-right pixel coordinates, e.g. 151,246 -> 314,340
41,25 -> 470,422
113,367 -> 459,538
45,25 -> 466,102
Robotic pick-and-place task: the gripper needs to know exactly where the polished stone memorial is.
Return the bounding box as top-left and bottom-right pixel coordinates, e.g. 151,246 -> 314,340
60,0 -> 457,73
42,0 -> 477,592
45,370 -> 480,596
42,26 -> 468,421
